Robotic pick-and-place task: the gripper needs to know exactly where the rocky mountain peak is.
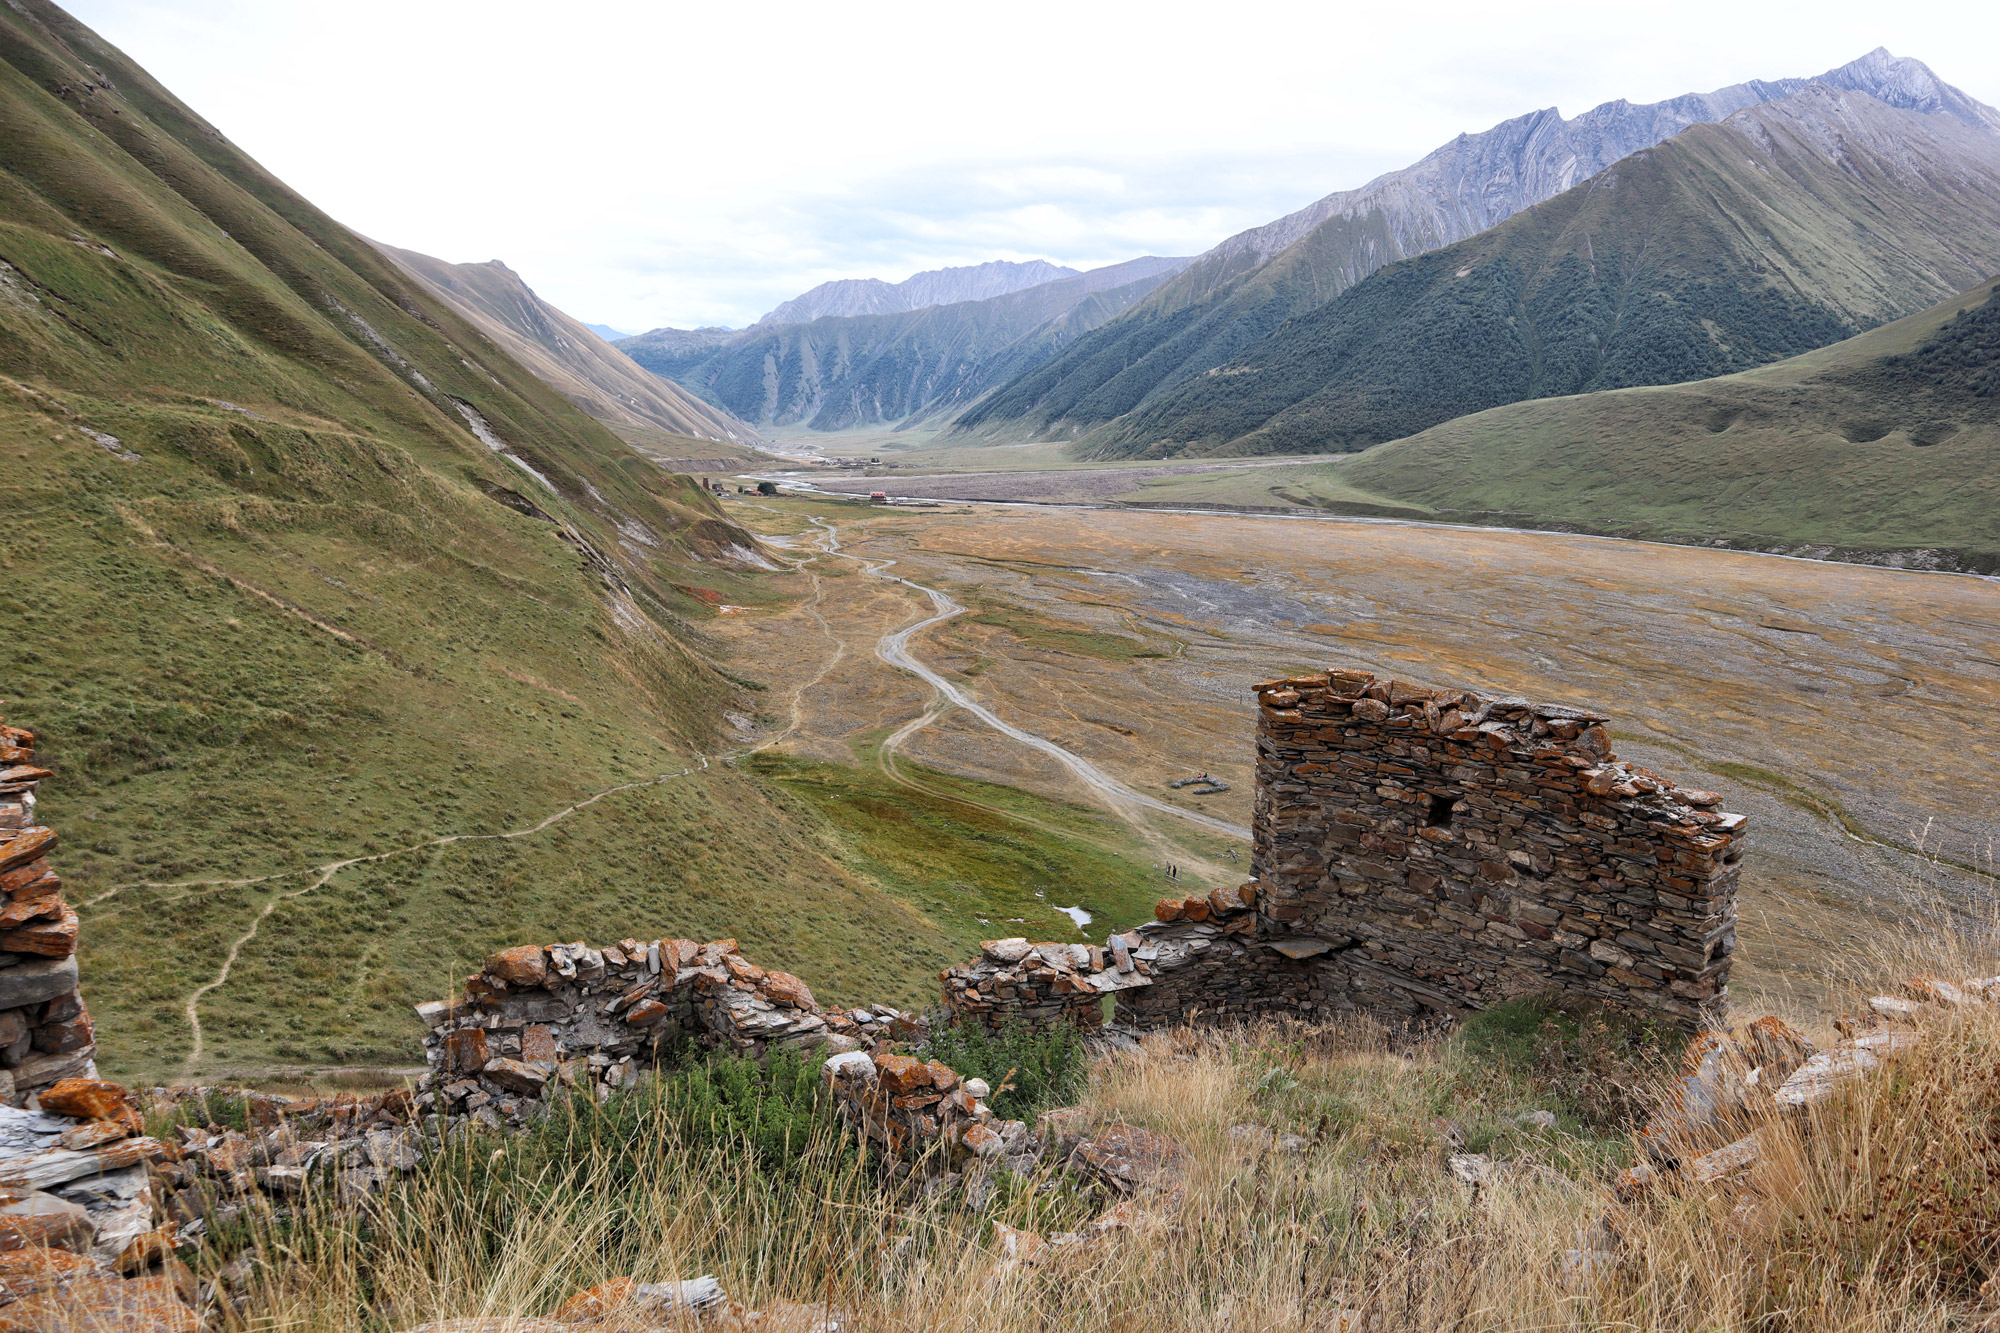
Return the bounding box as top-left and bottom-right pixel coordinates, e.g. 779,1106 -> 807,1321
756,258 -> 1081,326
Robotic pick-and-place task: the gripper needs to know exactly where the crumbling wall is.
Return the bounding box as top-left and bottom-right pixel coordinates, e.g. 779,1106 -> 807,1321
1253,671 -> 1743,1028
0,718 -> 97,1103
943,672 -> 1745,1036
413,936 -> 1031,1174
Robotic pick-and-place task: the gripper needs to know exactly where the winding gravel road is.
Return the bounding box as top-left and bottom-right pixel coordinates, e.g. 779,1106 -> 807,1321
811,519 -> 1249,841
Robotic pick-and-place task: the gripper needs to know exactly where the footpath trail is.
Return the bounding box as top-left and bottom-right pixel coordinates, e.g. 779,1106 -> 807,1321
809,518 -> 1251,843
82,761 -> 708,1074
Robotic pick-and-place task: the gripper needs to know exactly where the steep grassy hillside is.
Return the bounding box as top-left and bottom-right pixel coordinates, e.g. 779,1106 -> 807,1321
375,243 -> 752,442
1084,90 -> 2000,459
1251,277 -> 2000,569
0,0 -> 1136,1083
623,258 -> 1187,432
954,51 -> 2000,446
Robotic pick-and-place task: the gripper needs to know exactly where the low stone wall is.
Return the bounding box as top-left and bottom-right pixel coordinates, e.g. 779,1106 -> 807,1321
0,717 -> 98,1104
412,936 -> 918,1128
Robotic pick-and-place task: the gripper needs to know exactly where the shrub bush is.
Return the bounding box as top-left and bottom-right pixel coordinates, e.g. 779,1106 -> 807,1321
916,1018 -> 1089,1122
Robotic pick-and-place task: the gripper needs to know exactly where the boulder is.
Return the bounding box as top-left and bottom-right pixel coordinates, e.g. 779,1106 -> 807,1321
480,1058 -> 550,1097
871,1053 -> 931,1096
37,1078 -> 131,1121
762,971 -> 817,1011
0,955 -> 78,1011
1066,1124 -> 1187,1195
483,946 -> 547,987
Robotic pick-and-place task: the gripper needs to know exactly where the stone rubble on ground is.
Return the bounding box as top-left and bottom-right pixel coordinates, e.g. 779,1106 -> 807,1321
0,721 -> 97,1104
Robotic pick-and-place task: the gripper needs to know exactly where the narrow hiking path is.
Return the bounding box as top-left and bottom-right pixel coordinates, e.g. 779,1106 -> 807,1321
807,518 -> 1250,845
75,760 -> 706,1073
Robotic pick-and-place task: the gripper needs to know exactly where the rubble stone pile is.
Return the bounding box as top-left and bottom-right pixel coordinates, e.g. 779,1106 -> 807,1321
0,719 -> 96,1103
413,937 -> 921,1129
940,884 -> 1308,1034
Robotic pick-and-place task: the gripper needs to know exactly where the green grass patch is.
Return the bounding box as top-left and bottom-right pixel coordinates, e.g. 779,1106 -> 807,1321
746,752 -> 1162,966
916,1020 -> 1091,1123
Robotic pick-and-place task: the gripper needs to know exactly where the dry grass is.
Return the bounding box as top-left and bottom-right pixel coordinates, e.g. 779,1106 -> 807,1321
215,903 -> 2000,1333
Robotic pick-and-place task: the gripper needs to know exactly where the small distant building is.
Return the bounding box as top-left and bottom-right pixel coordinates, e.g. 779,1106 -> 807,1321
869,491 -> 888,503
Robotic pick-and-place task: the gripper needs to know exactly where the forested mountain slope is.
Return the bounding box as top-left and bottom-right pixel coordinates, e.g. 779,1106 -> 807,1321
1084,88 -> 2000,458
374,244 -> 753,441
0,0 -> 993,1081
621,256 -> 1187,431
955,48 -> 1998,443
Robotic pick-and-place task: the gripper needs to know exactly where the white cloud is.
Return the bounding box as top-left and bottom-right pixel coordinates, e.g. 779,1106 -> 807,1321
63,0 -> 2000,329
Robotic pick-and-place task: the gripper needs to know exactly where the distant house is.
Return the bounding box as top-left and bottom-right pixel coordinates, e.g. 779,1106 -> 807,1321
869,491 -> 888,503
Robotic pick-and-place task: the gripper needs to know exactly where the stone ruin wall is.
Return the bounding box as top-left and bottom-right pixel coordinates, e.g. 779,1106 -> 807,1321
0,718 -> 97,1104
941,670 -> 1747,1036
1253,670 -> 1743,1028
408,669 -> 1744,1170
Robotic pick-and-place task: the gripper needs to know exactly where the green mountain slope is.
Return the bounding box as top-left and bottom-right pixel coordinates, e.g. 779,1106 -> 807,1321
1254,276 -> 1999,570
953,50 -> 2000,446
1078,89 -> 2000,459
621,257 -> 1187,432
374,243 -> 754,442
0,0 -> 1139,1083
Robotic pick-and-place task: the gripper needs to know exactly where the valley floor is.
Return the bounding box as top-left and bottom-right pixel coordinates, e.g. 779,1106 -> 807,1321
715,494 -> 1999,1019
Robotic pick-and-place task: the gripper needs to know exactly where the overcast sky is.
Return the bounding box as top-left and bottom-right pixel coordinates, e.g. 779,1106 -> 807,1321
64,1 -> 2000,332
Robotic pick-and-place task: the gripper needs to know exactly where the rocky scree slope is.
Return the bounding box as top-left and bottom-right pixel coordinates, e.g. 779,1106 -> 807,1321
1088,87 -> 2000,458
374,244 -> 753,443
0,0 -> 978,1082
755,258 -> 1080,326
954,47 -> 1999,444
621,256 -> 1189,432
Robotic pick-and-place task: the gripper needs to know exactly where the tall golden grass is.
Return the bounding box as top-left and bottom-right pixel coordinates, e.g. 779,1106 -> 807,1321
216,898 -> 2000,1332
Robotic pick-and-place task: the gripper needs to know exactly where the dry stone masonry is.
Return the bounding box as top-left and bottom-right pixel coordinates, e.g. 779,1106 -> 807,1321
0,718 -> 97,1103
943,671 -> 1746,1036
1253,670 -> 1743,1029
412,939 -> 1033,1173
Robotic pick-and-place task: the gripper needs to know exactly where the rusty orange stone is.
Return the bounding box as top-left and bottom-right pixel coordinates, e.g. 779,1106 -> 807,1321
925,1061 -> 960,1092
623,999 -> 669,1026
762,970 -> 817,1010
1153,898 -> 1183,922
520,1025 -> 558,1064
484,945 -> 547,987
0,860 -> 52,895
38,1077 -> 132,1121
1180,897 -> 1212,923
723,953 -> 766,984
0,901 -> 77,956
0,827 -> 54,876
0,880 -> 62,929
558,1278 -> 636,1321
442,1028 -> 489,1074
873,1052 -> 932,1095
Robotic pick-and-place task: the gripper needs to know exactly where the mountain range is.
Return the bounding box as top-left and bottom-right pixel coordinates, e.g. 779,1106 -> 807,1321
955,48 -> 2000,448
619,256 -> 1189,431
374,245 -> 752,442
1070,86 -> 2000,458
756,258 -> 1080,325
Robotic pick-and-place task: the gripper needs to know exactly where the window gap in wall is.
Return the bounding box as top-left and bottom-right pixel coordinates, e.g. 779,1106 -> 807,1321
1425,793 -> 1456,828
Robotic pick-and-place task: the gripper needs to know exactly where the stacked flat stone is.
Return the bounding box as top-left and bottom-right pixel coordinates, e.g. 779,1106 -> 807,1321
414,937 -> 872,1129
821,1048 -> 1031,1177
940,938 -> 1141,1035
0,718 -> 97,1103
1252,670 -> 1743,1029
